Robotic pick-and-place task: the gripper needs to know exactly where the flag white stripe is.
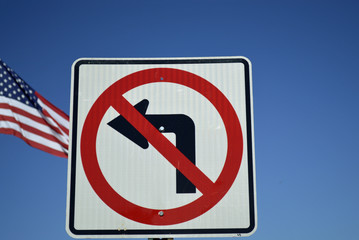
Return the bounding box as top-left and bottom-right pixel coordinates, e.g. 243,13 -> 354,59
0,96 -> 68,141
0,96 -> 39,116
41,110 -> 69,140
37,98 -> 69,129
38,109 -> 69,142
0,108 -> 68,145
0,120 -> 68,153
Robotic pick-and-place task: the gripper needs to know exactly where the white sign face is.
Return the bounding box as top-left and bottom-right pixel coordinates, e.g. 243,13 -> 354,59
66,57 -> 256,238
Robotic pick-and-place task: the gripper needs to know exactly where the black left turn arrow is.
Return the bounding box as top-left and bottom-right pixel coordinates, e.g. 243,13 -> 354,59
108,99 -> 196,194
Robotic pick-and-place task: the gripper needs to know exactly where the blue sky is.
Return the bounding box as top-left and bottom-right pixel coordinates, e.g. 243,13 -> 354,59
1,0 -> 359,239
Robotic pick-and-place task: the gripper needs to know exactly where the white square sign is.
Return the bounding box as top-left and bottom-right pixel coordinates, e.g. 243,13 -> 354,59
66,57 -> 256,238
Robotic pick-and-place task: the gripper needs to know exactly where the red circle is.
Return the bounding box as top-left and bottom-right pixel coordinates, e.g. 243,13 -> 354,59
80,68 -> 243,225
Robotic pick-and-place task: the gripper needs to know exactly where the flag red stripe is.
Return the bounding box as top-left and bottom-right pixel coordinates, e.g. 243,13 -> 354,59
0,103 -> 66,138
42,108 -> 69,136
0,128 -> 67,158
35,92 -> 69,122
0,102 -> 44,124
1,115 -> 69,149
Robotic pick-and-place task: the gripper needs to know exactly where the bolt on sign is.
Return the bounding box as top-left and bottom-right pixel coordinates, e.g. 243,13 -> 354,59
66,57 -> 257,238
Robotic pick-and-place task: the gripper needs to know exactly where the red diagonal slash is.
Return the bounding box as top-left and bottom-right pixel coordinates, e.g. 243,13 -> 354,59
112,95 -> 214,195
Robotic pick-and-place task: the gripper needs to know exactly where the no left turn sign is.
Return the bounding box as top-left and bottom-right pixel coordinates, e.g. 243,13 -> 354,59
67,57 -> 256,238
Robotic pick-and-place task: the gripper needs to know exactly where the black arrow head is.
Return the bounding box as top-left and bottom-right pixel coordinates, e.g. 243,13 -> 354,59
108,99 -> 149,149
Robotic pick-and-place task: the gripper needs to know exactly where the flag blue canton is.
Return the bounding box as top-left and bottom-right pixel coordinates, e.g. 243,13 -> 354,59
0,60 -> 40,110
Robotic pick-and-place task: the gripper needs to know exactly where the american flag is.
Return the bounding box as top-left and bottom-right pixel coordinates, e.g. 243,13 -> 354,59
0,59 -> 69,158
